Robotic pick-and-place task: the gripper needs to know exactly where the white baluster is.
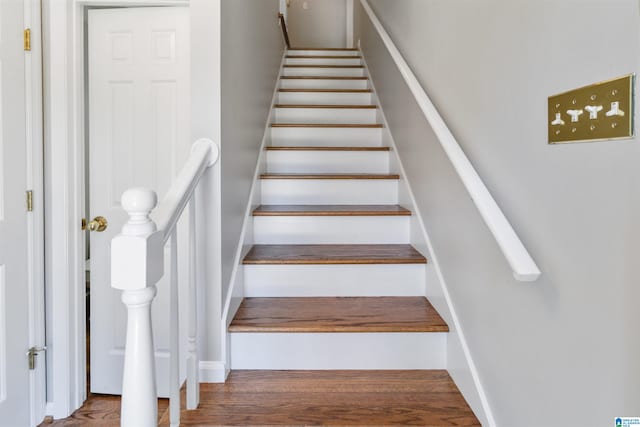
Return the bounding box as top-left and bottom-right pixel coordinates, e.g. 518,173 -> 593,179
112,188 -> 164,427
187,197 -> 200,409
169,229 -> 180,427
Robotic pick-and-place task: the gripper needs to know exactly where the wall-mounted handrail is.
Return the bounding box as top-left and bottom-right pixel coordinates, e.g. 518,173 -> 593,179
278,13 -> 291,49
111,138 -> 220,427
359,0 -> 541,282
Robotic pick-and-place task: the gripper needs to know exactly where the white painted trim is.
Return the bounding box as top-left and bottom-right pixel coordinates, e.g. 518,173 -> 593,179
198,361 -> 226,383
43,0 -> 189,418
359,0 -> 541,283
359,33 -> 497,427
218,51 -> 287,381
346,0 -> 354,48
25,0 -> 46,424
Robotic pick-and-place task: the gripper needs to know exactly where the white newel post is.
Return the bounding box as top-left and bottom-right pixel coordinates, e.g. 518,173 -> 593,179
111,188 -> 165,427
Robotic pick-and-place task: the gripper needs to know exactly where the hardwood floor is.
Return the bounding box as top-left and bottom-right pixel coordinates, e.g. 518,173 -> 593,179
164,370 -> 480,426
39,396 -> 169,426
41,371 -> 479,426
229,297 -> 449,333
243,244 -> 428,265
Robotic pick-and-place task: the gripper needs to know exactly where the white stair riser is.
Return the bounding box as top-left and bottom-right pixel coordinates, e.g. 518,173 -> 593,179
286,58 -> 362,66
244,264 -> 426,297
230,332 -> 447,370
261,179 -> 398,205
278,92 -> 372,105
274,108 -> 378,124
271,128 -> 382,147
283,67 -> 365,77
288,50 -> 359,57
266,150 -> 389,174
253,216 -> 410,244
280,79 -> 369,90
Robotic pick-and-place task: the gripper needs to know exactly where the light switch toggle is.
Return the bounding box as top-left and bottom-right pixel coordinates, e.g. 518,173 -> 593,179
566,109 -> 584,122
551,113 -> 565,126
605,101 -> 625,117
584,105 -> 603,119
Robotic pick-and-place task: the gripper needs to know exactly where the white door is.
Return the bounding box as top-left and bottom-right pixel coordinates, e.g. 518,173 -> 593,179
88,7 -> 190,396
0,0 -> 31,425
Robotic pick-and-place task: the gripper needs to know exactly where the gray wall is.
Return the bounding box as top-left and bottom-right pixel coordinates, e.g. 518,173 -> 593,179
220,0 -> 283,309
191,0 -> 283,363
288,0 -> 346,48
357,0 -> 640,425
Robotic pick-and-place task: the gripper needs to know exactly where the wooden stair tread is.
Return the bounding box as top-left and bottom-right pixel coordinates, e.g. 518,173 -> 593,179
280,76 -> 369,80
243,244 -> 427,265
253,205 -> 411,217
284,65 -> 365,68
290,47 -> 360,51
286,55 -> 362,59
229,297 -> 448,333
170,370 -> 480,426
271,124 -> 383,129
266,146 -> 389,151
279,88 -> 371,93
274,104 -> 377,109
260,173 -> 398,180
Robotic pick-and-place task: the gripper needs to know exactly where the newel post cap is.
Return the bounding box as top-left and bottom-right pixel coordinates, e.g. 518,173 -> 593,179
122,188 -> 158,214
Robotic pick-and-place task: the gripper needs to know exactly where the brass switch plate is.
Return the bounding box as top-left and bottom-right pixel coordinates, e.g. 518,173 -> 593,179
548,74 -> 634,144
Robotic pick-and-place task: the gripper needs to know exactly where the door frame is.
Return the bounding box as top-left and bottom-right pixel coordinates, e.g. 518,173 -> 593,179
23,0 -> 47,424
42,0 -> 188,419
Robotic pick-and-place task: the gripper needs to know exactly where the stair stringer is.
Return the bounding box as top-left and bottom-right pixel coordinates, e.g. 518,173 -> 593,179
203,51 -> 288,384
363,53 -> 494,427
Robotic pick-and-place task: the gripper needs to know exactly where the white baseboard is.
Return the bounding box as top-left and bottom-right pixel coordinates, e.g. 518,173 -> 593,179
199,361 -> 228,383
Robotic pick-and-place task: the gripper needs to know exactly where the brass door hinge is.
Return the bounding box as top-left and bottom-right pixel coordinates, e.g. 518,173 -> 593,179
26,190 -> 33,212
24,28 -> 31,51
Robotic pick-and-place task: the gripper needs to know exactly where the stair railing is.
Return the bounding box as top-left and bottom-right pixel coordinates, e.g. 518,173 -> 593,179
278,13 -> 291,49
111,138 -> 220,427
360,0 -> 541,282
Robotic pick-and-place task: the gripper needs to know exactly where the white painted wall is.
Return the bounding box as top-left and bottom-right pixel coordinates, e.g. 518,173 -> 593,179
191,0 -> 283,368
288,0 -> 347,48
357,0 -> 640,425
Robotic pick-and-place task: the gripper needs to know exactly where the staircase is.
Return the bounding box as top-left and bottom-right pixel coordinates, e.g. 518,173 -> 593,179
221,48 -> 481,426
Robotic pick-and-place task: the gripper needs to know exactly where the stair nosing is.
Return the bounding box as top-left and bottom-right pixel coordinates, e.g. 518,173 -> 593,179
286,55 -> 362,59
279,89 -> 372,93
280,76 -> 369,80
242,244 -> 427,266
229,297 -> 447,333
271,124 -> 383,129
273,104 -> 378,109
289,47 -> 360,51
260,173 -> 399,180
265,146 -> 389,151
253,205 -> 412,217
284,65 -> 365,68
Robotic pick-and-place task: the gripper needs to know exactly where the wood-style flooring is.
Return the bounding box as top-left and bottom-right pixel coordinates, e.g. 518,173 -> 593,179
44,371 -> 480,426
243,244 -> 428,265
229,297 -> 449,333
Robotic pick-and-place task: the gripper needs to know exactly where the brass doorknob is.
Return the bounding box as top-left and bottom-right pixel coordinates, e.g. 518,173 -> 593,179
88,216 -> 108,232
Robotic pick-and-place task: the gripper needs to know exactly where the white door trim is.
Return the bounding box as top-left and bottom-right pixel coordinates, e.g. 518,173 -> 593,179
42,0 -> 189,419
24,0 -> 46,424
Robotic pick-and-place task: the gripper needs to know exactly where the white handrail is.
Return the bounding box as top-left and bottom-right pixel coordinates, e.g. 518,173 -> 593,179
111,138 -> 220,427
360,0 -> 541,282
154,139 -> 220,242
